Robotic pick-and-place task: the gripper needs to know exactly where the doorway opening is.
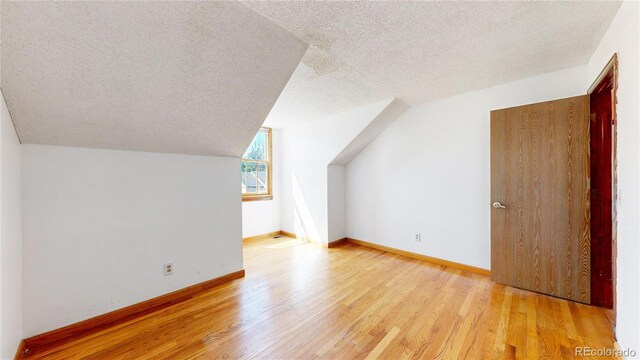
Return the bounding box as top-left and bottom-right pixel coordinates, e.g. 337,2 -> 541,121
588,54 -> 618,309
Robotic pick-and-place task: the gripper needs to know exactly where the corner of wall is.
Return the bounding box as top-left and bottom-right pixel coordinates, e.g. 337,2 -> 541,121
242,129 -> 283,238
1,89 -> 24,360
279,99 -> 406,245
327,165 -> 346,242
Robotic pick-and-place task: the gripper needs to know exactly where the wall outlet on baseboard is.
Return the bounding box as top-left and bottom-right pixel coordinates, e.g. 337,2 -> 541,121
414,233 -> 422,242
164,263 -> 174,276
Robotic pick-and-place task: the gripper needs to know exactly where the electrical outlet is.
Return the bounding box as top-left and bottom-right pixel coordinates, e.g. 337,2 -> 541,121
414,233 -> 422,242
164,263 -> 174,276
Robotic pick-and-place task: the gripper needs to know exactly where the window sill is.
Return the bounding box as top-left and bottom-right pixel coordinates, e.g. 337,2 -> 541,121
242,195 -> 273,202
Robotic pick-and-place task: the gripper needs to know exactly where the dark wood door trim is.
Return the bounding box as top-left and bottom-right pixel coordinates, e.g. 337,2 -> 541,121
589,53 -> 618,309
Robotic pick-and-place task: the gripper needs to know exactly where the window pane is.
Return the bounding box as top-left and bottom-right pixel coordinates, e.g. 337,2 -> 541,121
256,162 -> 268,194
241,160 -> 258,194
242,129 -> 267,160
241,160 -> 268,195
241,128 -> 270,197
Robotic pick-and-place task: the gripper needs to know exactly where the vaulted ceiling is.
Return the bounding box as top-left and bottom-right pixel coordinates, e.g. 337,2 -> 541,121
247,1 -> 621,128
0,1 -> 306,156
0,1 -> 622,152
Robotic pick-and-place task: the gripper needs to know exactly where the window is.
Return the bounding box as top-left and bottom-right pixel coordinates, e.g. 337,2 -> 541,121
242,127 -> 272,201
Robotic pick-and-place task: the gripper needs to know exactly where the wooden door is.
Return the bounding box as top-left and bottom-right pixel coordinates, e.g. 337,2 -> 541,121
491,95 -> 591,303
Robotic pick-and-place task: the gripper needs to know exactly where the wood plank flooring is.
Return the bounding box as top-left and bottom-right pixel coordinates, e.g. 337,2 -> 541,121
26,236 -> 616,359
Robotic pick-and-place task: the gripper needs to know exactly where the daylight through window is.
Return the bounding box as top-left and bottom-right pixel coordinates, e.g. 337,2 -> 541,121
242,127 -> 272,201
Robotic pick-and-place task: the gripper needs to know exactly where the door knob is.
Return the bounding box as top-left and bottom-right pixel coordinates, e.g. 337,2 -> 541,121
492,202 -> 506,209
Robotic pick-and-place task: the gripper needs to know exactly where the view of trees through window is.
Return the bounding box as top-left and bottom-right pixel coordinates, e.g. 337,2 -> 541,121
242,128 -> 271,198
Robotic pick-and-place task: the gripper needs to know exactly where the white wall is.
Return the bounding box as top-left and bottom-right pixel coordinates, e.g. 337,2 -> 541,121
280,99 -> 393,244
587,0 -> 639,353
346,65 -> 588,270
327,165 -> 346,242
242,130 -> 282,238
1,91 -> 23,360
21,145 -> 242,336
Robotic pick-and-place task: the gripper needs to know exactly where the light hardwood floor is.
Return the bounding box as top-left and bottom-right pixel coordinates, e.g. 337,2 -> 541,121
27,236 -> 616,359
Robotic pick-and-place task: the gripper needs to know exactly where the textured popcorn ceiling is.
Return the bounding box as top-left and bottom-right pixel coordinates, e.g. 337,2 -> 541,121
248,1 -> 621,128
0,2 -> 306,156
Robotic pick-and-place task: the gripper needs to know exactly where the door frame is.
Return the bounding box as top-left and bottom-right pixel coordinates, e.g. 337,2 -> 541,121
587,53 -> 618,312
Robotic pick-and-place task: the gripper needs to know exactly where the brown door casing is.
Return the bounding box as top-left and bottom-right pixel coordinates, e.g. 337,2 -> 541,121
490,95 -> 591,303
589,61 -> 616,309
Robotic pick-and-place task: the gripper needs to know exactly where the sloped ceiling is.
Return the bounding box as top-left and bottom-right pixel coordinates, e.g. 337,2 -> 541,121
330,98 -> 409,166
0,1 -> 306,157
247,1 -> 621,128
